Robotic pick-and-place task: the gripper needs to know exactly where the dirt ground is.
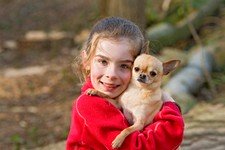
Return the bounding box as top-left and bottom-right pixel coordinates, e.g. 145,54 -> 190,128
0,47 -> 81,149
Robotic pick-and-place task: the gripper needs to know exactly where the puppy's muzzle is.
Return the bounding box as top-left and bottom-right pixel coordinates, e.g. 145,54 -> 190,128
137,74 -> 146,83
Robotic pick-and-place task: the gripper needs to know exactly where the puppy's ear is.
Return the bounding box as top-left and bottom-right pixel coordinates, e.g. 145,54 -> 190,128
163,60 -> 181,75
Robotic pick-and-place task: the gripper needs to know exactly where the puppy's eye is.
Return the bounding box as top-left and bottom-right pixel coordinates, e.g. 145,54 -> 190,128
134,67 -> 140,72
150,71 -> 157,77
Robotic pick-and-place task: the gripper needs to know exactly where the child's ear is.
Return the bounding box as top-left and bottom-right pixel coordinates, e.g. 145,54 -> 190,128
163,60 -> 181,75
81,50 -> 87,60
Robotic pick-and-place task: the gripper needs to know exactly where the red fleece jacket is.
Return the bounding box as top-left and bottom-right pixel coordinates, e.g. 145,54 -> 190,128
66,79 -> 184,150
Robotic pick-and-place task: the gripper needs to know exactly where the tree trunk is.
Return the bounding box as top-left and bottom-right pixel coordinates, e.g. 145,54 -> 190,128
99,0 -> 146,31
99,0 -> 110,18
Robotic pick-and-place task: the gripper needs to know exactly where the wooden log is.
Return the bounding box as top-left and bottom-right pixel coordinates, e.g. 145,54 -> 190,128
146,0 -> 223,52
163,45 -> 215,113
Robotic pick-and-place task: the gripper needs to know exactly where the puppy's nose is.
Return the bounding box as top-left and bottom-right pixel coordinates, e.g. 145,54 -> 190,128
139,74 -> 146,79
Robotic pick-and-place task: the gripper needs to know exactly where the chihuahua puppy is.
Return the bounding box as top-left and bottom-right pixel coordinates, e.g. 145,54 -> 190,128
87,54 -> 180,149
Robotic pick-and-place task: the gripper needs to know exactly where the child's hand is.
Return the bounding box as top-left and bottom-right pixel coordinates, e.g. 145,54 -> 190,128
162,91 -> 175,102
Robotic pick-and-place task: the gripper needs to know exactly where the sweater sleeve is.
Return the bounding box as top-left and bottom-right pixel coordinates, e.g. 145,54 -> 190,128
66,94 -> 184,150
123,102 -> 184,150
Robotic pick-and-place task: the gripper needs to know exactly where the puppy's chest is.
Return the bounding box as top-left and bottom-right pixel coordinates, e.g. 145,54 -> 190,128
119,88 -> 158,107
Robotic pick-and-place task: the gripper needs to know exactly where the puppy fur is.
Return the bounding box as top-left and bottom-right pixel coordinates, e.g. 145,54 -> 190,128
87,54 -> 180,149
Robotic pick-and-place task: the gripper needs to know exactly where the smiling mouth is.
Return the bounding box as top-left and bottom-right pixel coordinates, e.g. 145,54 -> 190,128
100,81 -> 120,89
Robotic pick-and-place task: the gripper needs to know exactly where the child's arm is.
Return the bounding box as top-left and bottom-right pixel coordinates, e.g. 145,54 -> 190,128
115,101 -> 184,150
66,94 -> 184,150
131,101 -> 184,149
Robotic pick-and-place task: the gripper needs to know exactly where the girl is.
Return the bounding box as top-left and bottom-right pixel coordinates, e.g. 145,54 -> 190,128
66,17 -> 184,150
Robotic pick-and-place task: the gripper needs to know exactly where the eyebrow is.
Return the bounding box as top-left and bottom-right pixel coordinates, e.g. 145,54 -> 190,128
95,54 -> 133,64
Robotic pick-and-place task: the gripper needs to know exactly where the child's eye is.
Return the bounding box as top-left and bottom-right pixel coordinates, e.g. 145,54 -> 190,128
98,59 -> 108,66
121,64 -> 130,69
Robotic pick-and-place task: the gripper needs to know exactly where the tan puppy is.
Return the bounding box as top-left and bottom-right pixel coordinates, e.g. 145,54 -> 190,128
87,54 -> 180,149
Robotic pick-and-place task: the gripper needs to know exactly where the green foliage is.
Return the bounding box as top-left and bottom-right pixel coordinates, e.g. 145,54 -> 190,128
165,0 -> 210,23
191,0 -> 209,9
10,134 -> 24,150
146,0 -> 161,24
212,70 -> 225,86
146,0 -> 210,25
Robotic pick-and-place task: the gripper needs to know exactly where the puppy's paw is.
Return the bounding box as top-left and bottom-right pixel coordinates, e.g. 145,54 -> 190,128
86,88 -> 98,96
112,134 -> 125,149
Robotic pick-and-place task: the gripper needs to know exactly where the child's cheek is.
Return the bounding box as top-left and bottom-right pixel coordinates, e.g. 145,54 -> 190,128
123,71 -> 132,85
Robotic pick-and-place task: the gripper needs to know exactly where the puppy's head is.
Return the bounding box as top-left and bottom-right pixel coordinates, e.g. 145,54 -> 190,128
132,54 -> 180,90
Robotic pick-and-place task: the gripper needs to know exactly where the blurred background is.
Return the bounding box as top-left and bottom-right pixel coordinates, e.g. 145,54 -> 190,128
0,0 -> 225,149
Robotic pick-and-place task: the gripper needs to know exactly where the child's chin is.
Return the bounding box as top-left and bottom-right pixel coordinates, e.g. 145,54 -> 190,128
102,91 -> 119,99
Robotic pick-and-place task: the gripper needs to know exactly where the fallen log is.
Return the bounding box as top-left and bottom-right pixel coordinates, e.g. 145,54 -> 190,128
163,45 -> 216,113
146,0 -> 223,52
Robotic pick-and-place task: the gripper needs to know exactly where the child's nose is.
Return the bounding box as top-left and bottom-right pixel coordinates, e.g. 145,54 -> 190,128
105,66 -> 118,79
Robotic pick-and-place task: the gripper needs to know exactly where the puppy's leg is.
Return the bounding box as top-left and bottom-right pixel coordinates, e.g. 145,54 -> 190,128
112,119 -> 145,149
86,88 -> 110,98
86,88 -> 120,108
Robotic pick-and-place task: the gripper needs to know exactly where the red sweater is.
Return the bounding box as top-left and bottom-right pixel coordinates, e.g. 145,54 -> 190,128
66,79 -> 184,150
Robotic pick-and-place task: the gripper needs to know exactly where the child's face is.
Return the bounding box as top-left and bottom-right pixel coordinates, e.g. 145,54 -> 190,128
90,38 -> 135,98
